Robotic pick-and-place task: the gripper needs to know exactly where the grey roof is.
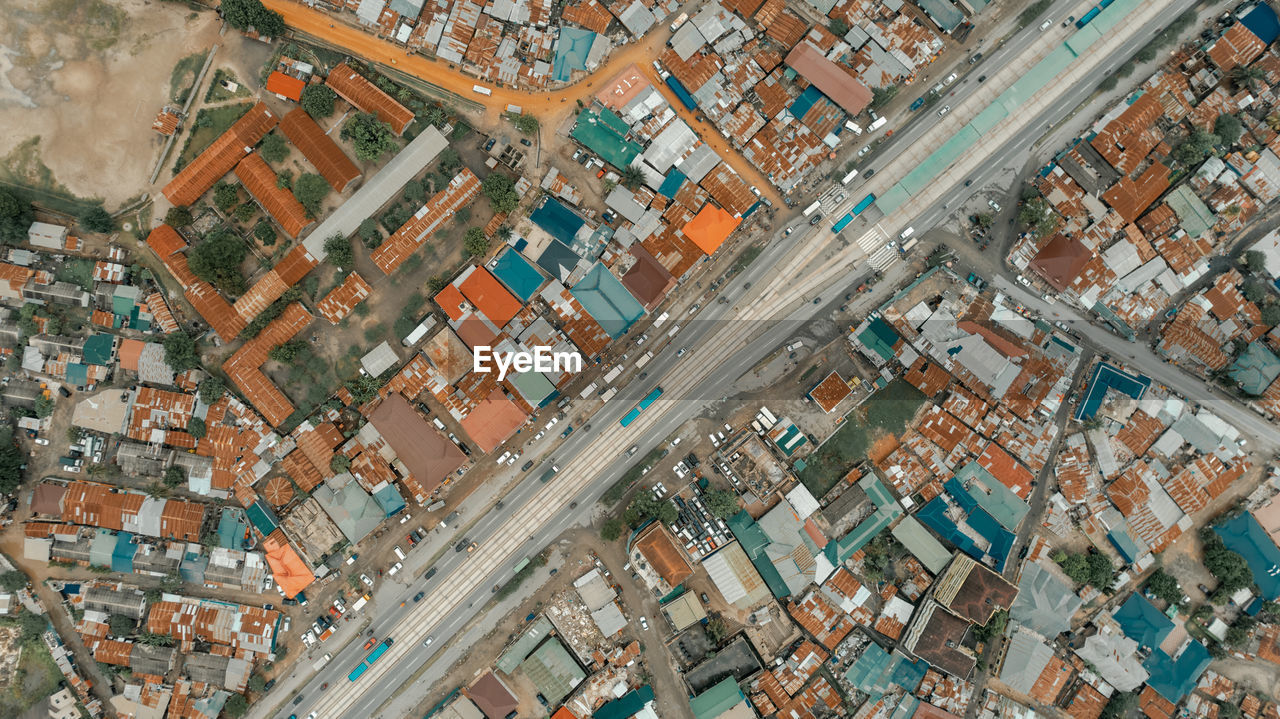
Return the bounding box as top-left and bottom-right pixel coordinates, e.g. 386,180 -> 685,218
1009,562 -> 1082,637
999,627 -> 1055,694
361,341 -> 399,377
605,186 -> 648,224
519,637 -> 585,706
137,343 -> 176,386
388,0 -> 424,16
670,23 -> 707,61
690,3 -> 729,43
617,1 -> 657,35
314,476 -> 385,543
590,602 -> 628,636
799,0 -> 837,14
676,144 -> 721,183
1075,631 -> 1148,692
642,120 -> 698,174
84,584 -> 147,619
130,644 -> 177,676
703,542 -> 769,609
356,0 -> 386,25
890,516 -> 951,573
573,569 -> 616,611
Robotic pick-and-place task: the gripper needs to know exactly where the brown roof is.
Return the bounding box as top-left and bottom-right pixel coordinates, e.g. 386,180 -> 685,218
935,554 -> 1018,625
467,671 -> 519,719
1090,93 -> 1165,177
808,372 -> 851,413
235,153 -> 313,238
279,108 -> 361,193
1101,162 -> 1170,223
325,62 -> 413,135
317,271 -> 372,323
373,169 -> 482,274
366,394 -> 466,498
1207,24 -> 1266,73
233,245 -> 320,321
222,303 -> 313,426
784,42 -> 871,116
633,523 -> 693,587
1029,234 -> 1092,292
907,602 -> 975,678
699,162 -> 756,216
163,102 -> 278,206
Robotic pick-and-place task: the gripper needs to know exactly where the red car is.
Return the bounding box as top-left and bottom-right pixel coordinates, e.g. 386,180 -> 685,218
363,637 -> 378,650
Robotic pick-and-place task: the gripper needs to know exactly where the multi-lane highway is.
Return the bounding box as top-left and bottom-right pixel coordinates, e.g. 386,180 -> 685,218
267,0 -> 1247,717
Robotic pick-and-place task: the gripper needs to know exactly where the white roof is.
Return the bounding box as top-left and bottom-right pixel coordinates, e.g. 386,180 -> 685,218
361,341 -> 399,377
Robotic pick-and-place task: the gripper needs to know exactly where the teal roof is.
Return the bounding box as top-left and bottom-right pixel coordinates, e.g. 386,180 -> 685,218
827,475 -> 902,564
490,247 -> 546,301
1166,185 -> 1215,238
688,678 -> 746,719
553,28 -> 596,83
1112,594 -> 1174,650
954,461 -> 1029,531
509,370 -> 557,406
216,508 -> 252,550
843,644 -> 928,703
571,262 -> 646,338
858,316 -> 900,362
726,510 -> 792,599
82,333 -> 115,366
1142,640 -> 1212,703
1229,341 -> 1280,395
593,686 -> 655,719
571,106 -> 643,170
245,499 -> 280,536
890,516 -> 952,574
372,484 -> 406,517
65,363 -> 89,386
1215,513 -> 1280,600
315,481 -> 384,544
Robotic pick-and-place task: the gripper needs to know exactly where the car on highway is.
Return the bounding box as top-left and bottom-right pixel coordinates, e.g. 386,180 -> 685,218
909,97 -> 925,111
857,146 -> 871,157
423,636 -> 435,647
943,72 -> 957,85
676,347 -> 687,357
360,573 -> 374,588
425,567 -> 438,579
363,637 -> 378,650
413,591 -> 425,602
456,540 -> 470,552
937,105 -> 950,116
969,52 -> 982,64
626,445 -> 638,456
521,460 -> 534,471
467,541 -> 479,553
978,75 -> 987,82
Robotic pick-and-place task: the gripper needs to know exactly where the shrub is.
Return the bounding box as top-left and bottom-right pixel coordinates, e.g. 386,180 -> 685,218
301,85 -> 336,118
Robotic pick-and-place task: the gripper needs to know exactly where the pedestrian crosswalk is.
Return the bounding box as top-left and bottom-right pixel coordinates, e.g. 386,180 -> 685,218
868,244 -> 900,272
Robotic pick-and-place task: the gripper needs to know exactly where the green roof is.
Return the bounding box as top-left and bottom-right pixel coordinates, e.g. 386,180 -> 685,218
726,511 -> 792,599
689,678 -> 745,719
890,516 -> 952,574
827,475 -> 903,564
1229,341 -> 1280,395
1166,185 -> 1214,239
497,616 -> 554,674
82,333 -> 115,366
954,461 -> 1029,531
571,105 -> 642,170
519,637 -> 585,706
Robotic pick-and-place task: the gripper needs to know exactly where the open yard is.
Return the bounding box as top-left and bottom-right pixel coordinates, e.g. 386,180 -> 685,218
0,0 -> 221,208
799,378 -> 927,497
0,628 -> 63,718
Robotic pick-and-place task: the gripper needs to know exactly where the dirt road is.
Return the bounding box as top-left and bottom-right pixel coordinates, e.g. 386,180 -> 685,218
260,0 -> 781,203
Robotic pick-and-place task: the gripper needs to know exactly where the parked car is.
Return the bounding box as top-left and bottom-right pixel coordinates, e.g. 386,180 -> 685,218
413,591 -> 425,602
638,616 -> 649,630
360,573 -> 374,588
519,138 -> 532,146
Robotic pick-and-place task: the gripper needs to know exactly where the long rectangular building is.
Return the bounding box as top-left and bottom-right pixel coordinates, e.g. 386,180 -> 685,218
163,102 -> 279,206
279,108 -> 361,193
235,153 -> 313,238
325,62 -> 414,135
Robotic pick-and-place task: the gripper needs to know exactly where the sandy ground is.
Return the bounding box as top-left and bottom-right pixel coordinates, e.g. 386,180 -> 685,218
0,0 -> 220,208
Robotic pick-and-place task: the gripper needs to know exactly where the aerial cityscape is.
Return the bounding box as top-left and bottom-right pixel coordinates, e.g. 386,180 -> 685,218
6,0 -> 1280,719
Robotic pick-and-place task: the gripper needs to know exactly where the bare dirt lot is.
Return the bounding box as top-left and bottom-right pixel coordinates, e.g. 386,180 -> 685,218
0,0 -> 220,208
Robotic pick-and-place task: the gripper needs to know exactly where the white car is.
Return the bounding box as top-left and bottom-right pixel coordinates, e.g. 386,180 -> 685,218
497,451 -> 511,464
723,423 -> 732,432
534,430 -> 545,440
282,616 -> 292,632
709,434 -> 720,447
507,452 -> 520,465
988,199 -> 1001,211
546,417 -> 559,428
937,105 -> 950,117
301,630 -> 316,648
670,437 -> 681,447
399,512 -> 412,524
388,562 -> 403,576
423,636 -> 435,647
360,573 -> 374,587
858,146 -> 871,157
1016,274 -> 1031,287
34,438 -> 49,446
943,72 -> 957,85
638,616 -> 649,630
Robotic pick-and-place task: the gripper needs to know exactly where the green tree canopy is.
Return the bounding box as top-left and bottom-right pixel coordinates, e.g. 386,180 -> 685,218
293,173 -> 330,217
80,206 -> 114,233
0,569 -> 28,592
323,233 -> 354,268
342,113 -> 397,162
165,206 -> 193,227
1214,114 -> 1243,146
600,517 -> 626,541
0,188 -> 34,245
198,377 -> 225,404
164,466 -> 186,488
254,221 -> 277,244
1201,529 -> 1254,597
34,395 -> 55,419
219,0 -> 284,37
1244,250 -> 1269,274
162,332 -> 199,372
188,229 -> 247,294
108,614 -> 136,637
506,112 -> 539,134
269,339 -> 306,363
703,488 -> 739,518
463,227 -> 489,257
187,417 -> 206,440
0,426 -> 27,494
301,85 -> 337,118
1173,128 -> 1220,165
481,173 -> 519,213
1145,568 -> 1182,605
223,693 -> 249,718
619,165 -> 644,191
213,182 -> 239,212
1262,303 -> 1280,327
259,133 -> 289,164
331,454 -> 352,474
358,217 -> 382,248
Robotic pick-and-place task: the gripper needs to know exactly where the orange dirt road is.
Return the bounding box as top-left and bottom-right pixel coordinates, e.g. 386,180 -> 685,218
262,0 -> 781,203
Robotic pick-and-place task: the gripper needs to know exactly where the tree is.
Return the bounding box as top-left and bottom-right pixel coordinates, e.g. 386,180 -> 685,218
870,85 -> 899,110
165,206 -> 193,227
1201,529 -> 1254,597
223,693 -> 249,718
624,492 -> 676,526
1145,568 -> 1182,604
1100,692 -> 1136,719
254,221 -> 276,245
705,617 -> 728,644
1215,114 -> 1243,146
260,133 -> 289,164
269,340 -> 305,362
34,395 -> 55,419
291,174 -> 329,218
219,0 -> 284,37
342,113 -> 397,162
973,608 -> 1008,642
421,105 -> 446,128
828,17 -> 850,36
0,188 -> 34,245
1232,65 -> 1265,91
213,182 -> 239,212
619,165 -> 644,191
0,570 -> 27,592
323,233 -> 353,268
187,417 -> 206,439
188,229 -> 248,294
108,614 -> 136,637
1173,129 -> 1219,165
481,173 -> 520,213
1242,277 -> 1269,304
600,517 -> 626,541
234,203 -> 256,223
164,466 -> 186,488
703,488 -> 739,519
358,217 -> 382,248
163,332 -> 199,372
437,147 -> 462,175
301,85 -> 337,118
80,206 -> 113,233
198,377 -> 225,404
0,426 -> 25,495
145,481 -> 171,497
506,112 -> 539,134
330,454 -> 351,474
975,213 -> 994,229
463,227 -> 490,257
1244,250 -> 1268,274
1262,303 -> 1280,327
248,673 -> 267,694
160,572 -> 183,593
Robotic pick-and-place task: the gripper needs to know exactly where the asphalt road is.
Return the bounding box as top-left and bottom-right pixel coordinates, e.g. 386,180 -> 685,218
274,1 -> 1226,716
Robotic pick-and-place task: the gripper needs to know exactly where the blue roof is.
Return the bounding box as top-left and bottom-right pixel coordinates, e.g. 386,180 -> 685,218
553,28 -> 596,83
1108,528 -> 1143,563
658,170 -> 686,198
570,263 -> 646,338
245,499 -> 280,536
530,198 -> 586,246
1229,341 -> 1280,395
1215,513 -> 1280,600
65,363 -> 89,386
490,247 -> 546,301
1142,640 -> 1212,702
217,508 -> 252,550
665,75 -> 697,110
1112,594 -> 1174,650
594,685 -> 655,719
372,484 -> 407,517
843,643 -> 928,703
111,532 -> 137,573
1076,363 -> 1150,421
789,85 -> 823,123
1241,1 -> 1280,44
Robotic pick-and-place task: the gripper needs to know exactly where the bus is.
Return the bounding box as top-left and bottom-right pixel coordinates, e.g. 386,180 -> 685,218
348,639 -> 394,681
512,557 -> 531,574
832,213 -> 854,233
472,85 -> 492,96
621,386 -> 664,427
802,201 -> 822,217
852,194 -> 876,215
841,169 -> 859,185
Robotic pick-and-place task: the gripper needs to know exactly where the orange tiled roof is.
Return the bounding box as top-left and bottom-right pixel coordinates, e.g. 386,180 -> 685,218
265,71 -> 305,101
373,169 -> 482,274
317,272 -> 372,323
325,62 -> 413,135
222,303 -> 313,426
163,102 -> 278,206
279,108 -> 360,193
235,153 -> 312,238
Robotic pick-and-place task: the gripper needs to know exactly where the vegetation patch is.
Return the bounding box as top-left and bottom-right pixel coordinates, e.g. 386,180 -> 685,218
174,102 -> 253,173
169,51 -> 209,104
